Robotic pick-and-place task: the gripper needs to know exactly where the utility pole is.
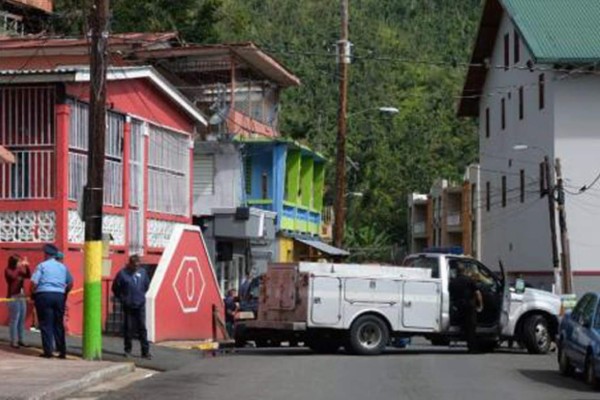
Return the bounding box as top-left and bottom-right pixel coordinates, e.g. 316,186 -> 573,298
83,0 -> 109,360
555,158 -> 573,294
333,0 -> 349,249
544,156 -> 561,294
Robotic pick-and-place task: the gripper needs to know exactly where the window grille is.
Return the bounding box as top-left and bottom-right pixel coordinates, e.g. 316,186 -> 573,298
147,125 -> 190,216
129,120 -> 144,208
0,86 -> 56,200
67,100 -> 124,206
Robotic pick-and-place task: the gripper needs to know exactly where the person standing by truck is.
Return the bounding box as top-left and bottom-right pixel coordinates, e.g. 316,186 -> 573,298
224,288 -> 238,338
449,263 -> 483,353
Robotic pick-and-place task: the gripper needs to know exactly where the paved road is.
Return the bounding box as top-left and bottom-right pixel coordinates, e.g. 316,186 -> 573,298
102,344 -> 599,400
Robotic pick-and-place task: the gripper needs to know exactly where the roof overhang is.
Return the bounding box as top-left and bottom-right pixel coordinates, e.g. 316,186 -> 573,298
4,0 -> 52,13
134,43 -> 301,88
457,0 -> 504,117
0,66 -> 207,126
295,238 -> 350,257
234,135 -> 326,161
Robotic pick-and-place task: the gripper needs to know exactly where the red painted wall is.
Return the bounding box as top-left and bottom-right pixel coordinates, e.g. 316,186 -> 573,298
66,79 -> 195,134
148,227 -> 225,342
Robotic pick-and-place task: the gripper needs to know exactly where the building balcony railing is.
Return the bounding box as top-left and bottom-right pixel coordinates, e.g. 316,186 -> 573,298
447,213 -> 461,227
413,221 -> 426,235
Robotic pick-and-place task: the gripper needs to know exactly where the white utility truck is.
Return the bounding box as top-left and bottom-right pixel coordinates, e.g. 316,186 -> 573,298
238,252 -> 561,355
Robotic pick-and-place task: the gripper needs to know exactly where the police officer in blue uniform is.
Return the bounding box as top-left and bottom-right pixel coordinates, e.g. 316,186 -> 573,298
112,255 -> 151,359
31,244 -> 73,358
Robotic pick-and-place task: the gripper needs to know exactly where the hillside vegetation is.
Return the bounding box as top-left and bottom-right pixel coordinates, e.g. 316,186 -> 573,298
54,0 -> 484,257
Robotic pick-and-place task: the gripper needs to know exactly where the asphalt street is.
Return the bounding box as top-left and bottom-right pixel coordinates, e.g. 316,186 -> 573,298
101,343 -> 599,400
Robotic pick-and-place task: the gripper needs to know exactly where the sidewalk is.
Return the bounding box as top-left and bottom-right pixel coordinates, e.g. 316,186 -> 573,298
0,326 -> 203,372
0,345 -> 133,400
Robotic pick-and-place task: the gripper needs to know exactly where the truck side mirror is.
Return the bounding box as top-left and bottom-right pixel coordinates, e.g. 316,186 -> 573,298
515,278 -> 526,294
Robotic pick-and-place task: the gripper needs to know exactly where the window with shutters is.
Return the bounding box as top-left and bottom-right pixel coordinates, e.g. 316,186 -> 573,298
486,181 -> 491,212
244,156 -> 252,195
194,155 -> 215,196
504,33 -> 509,70
501,176 -> 507,207
514,30 -> 520,64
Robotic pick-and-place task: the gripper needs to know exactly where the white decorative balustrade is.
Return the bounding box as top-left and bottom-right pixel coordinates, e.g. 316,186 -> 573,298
0,211 -> 55,242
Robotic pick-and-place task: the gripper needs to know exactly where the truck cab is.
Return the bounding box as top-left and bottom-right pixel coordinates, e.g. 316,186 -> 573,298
404,252 -> 560,354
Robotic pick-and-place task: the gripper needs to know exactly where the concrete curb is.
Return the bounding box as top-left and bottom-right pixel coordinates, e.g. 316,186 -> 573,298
29,362 -> 135,400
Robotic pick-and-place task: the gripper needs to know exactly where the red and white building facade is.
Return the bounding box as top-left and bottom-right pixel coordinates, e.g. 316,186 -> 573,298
0,36 -> 228,339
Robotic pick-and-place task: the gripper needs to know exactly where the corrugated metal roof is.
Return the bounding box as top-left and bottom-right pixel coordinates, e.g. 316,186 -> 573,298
503,0 -> 600,63
458,0 -> 600,117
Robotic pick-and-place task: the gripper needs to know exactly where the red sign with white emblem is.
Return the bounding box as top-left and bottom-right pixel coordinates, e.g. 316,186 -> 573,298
146,225 -> 225,342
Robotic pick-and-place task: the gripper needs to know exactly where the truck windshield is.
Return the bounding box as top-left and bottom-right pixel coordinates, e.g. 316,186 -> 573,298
403,256 -> 440,278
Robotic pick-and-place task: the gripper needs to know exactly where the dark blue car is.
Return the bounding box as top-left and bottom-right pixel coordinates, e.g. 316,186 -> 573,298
558,292 -> 600,388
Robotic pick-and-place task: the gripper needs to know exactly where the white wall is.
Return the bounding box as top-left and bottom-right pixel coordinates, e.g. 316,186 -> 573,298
554,76 -> 600,274
478,13 -> 556,277
192,143 -> 243,216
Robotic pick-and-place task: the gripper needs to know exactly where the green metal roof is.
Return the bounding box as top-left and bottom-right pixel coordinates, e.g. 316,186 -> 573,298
503,0 -> 600,63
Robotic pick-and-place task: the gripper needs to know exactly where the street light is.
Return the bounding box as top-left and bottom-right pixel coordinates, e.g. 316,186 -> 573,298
512,143 -> 562,294
345,106 -> 400,119
334,105 -> 399,249
345,191 -> 363,198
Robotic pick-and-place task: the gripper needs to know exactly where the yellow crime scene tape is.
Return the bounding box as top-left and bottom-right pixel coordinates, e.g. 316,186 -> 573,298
0,288 -> 83,303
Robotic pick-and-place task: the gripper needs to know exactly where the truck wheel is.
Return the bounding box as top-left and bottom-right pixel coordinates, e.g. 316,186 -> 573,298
255,339 -> 269,348
307,338 -> 340,354
348,315 -> 389,356
522,314 -> 551,354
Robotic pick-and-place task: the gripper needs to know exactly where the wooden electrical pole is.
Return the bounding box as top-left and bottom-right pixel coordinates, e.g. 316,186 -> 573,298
83,0 -> 109,360
544,156 -> 560,293
555,158 -> 573,294
333,0 -> 349,249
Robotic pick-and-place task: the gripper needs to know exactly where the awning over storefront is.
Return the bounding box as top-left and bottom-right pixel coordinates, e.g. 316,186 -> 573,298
0,145 -> 15,164
295,238 -> 350,257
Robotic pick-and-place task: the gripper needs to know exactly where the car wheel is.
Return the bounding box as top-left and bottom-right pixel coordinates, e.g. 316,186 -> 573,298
522,314 -> 552,354
348,315 -> 389,356
584,354 -> 600,389
558,344 -> 574,376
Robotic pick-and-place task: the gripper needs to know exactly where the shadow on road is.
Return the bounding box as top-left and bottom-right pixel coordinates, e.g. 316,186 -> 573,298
519,369 -> 595,393
235,345 -> 533,357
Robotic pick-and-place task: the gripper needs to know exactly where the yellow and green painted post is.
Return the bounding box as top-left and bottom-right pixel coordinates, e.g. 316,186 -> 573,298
83,241 -> 103,359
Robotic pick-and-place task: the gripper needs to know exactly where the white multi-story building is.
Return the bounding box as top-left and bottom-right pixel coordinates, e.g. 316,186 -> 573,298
458,0 -> 600,293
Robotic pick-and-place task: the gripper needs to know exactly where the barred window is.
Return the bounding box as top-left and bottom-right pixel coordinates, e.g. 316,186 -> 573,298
68,100 -> 124,207
0,86 -> 56,200
147,125 -> 190,216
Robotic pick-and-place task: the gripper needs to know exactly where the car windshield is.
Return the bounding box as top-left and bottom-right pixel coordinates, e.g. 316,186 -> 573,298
403,256 -> 439,278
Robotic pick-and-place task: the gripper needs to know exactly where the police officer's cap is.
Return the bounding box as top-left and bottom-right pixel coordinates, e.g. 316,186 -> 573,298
43,243 -> 58,256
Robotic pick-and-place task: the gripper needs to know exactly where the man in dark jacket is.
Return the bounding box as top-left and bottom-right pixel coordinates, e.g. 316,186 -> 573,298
112,255 -> 151,359
449,263 -> 483,353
